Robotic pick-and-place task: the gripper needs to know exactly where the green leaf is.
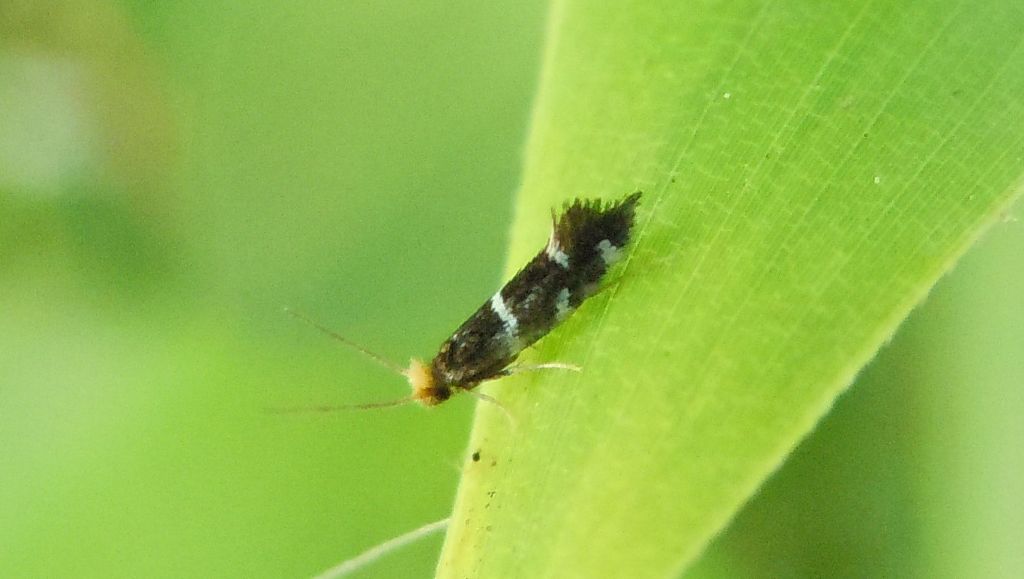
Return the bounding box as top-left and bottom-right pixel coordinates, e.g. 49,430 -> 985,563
437,1 -> 1024,577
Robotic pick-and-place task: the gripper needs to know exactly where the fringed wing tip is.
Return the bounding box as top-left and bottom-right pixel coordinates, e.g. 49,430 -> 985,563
560,190 -> 642,215
554,191 -> 642,233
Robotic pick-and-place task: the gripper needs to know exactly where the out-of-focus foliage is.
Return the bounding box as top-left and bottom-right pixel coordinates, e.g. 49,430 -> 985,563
1,1 -> 544,576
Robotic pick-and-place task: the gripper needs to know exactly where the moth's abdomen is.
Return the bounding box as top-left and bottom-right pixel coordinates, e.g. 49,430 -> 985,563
430,192 -> 641,390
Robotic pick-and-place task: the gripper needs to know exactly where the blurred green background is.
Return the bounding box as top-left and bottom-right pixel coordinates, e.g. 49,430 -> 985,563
2,1 -> 545,577
1,1 -> 1020,578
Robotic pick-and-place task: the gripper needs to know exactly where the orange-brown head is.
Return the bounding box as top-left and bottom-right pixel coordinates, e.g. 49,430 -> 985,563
403,358 -> 452,406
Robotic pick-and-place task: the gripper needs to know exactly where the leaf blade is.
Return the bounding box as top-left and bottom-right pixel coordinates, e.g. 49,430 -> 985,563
439,1 -> 1024,577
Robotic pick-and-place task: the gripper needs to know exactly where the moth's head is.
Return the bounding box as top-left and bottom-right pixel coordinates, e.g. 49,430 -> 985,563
404,358 -> 450,406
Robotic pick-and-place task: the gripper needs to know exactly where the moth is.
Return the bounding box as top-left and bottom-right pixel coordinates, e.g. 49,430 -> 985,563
288,191 -> 641,410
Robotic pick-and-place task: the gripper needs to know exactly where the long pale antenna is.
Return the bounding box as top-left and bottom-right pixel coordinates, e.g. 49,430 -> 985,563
268,397 -> 415,414
284,307 -> 406,375
313,517 -> 450,579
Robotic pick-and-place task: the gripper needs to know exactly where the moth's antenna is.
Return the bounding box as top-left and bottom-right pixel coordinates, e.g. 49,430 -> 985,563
284,307 -> 406,375
313,517 -> 450,579
268,396 -> 415,414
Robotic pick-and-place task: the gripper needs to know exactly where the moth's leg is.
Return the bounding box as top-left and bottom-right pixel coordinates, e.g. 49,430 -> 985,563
462,388 -> 517,429
504,362 -> 582,374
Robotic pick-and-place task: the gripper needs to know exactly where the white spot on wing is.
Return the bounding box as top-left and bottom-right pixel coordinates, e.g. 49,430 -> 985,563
597,239 -> 622,265
555,288 -> 572,321
546,232 -> 570,269
490,292 -> 518,335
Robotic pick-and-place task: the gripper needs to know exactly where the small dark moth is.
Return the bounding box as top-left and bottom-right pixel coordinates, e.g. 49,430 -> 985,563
287,191 -> 641,411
